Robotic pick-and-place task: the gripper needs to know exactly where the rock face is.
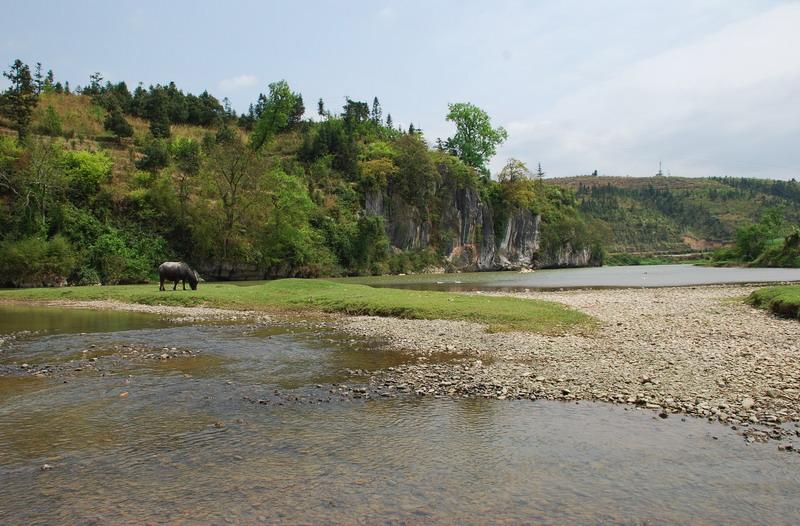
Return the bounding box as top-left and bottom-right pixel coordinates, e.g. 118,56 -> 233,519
369,186 -> 596,271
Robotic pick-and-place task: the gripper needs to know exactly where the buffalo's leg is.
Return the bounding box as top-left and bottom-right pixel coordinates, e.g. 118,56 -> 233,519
182,280 -> 186,290
160,277 -> 165,291
173,281 -> 178,290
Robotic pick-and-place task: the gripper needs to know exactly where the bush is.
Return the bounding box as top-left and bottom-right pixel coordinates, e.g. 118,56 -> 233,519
35,105 -> 63,137
0,236 -> 75,287
61,150 -> 113,206
136,138 -> 169,172
89,229 -> 167,284
104,106 -> 134,140
68,265 -> 101,286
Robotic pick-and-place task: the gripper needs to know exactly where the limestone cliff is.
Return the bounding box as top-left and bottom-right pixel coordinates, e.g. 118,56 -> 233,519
367,186 -> 596,271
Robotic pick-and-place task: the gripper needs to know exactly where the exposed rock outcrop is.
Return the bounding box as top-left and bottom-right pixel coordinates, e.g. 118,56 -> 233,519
371,185 -> 595,271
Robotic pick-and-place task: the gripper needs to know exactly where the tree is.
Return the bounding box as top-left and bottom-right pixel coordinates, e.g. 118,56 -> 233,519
497,158 -> 531,183
317,98 -> 325,117
342,98 -> 370,136
197,130 -> 265,267
0,138 -> 66,233
391,134 -> 439,209
445,102 -> 507,176
33,63 -> 44,94
85,72 -> 104,96
104,105 -> 134,141
536,162 -> 545,179
371,97 -> 382,125
1,59 -> 39,140
171,138 -> 201,218
145,88 -> 171,138
136,138 -> 169,172
251,80 -> 302,150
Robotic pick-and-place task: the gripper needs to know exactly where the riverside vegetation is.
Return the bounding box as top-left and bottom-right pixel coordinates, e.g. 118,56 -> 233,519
0,59 -> 604,288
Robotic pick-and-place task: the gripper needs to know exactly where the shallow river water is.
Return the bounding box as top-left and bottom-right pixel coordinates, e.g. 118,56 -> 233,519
1,305 -> 799,524
331,263 -> 800,291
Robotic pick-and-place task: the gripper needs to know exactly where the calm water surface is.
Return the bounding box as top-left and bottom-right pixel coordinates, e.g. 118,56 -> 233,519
329,264 -> 800,291
1,305 -> 799,524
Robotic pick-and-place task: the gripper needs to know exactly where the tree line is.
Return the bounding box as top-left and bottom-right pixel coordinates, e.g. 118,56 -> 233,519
0,58 -> 598,286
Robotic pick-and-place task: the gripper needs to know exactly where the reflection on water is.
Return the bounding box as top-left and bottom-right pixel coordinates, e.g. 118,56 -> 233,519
0,304 -> 174,337
331,263 -> 800,291
1,306 -> 799,524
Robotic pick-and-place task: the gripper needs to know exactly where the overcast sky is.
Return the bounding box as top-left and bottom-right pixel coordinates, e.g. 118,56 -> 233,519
3,0 -> 798,179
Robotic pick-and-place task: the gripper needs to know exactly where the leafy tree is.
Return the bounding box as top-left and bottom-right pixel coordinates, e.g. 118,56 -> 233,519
445,102 -> 507,176
391,134 -> 439,209
196,130 -> 265,266
103,105 -> 134,141
497,158 -> 531,183
251,80 -> 301,150
0,138 -> 65,233
1,59 -> 39,140
171,138 -> 201,217
256,169 -> 333,276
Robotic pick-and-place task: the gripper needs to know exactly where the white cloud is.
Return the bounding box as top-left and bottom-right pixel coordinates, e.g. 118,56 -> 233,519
497,3 -> 800,179
218,74 -> 258,91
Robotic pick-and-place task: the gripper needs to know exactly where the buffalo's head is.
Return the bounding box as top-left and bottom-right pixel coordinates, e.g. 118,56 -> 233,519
188,270 -> 201,290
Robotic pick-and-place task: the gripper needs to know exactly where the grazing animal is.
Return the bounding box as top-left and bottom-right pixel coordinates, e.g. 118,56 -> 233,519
158,261 -> 200,291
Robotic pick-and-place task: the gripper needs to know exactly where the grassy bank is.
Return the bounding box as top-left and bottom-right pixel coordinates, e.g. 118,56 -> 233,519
747,285 -> 800,320
0,279 -> 593,334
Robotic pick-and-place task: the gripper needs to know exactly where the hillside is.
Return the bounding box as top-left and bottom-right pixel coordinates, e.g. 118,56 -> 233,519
0,64 -> 602,287
550,175 -> 800,252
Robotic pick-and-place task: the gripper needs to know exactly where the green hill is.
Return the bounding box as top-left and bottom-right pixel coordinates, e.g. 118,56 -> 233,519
0,61 -> 601,287
550,175 -> 800,253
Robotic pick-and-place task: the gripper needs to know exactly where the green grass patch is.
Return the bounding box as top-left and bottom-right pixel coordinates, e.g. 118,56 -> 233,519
0,279 -> 593,334
747,285 -> 800,320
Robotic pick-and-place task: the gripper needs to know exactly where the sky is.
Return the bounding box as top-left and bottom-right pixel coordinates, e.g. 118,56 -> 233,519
2,0 -> 799,179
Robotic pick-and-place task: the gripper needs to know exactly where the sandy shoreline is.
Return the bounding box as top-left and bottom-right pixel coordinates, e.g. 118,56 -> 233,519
5,285 -> 800,444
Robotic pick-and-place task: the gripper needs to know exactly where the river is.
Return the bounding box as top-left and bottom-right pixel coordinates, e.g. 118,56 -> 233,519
331,263 -> 800,291
2,270 -> 800,524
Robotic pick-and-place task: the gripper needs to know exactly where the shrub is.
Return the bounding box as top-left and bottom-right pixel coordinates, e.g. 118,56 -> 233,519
0,235 -> 75,287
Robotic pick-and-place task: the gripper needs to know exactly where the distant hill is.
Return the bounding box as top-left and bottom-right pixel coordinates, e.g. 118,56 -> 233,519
549,175 -> 800,252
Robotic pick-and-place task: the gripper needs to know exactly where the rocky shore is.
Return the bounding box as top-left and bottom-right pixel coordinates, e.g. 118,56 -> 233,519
337,285 -> 800,446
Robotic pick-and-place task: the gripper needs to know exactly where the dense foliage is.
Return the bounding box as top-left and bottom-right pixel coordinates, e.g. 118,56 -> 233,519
0,59 -> 599,286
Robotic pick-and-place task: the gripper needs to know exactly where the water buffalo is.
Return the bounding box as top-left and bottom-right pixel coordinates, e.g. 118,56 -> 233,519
158,262 -> 200,291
